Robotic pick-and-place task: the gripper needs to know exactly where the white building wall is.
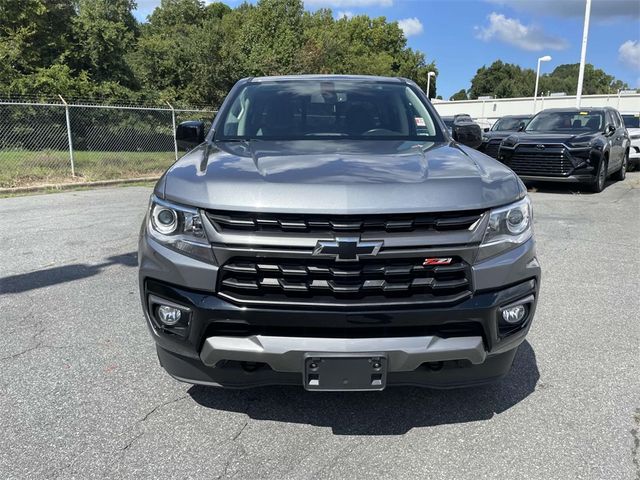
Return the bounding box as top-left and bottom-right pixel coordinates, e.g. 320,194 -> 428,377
432,93 -> 640,129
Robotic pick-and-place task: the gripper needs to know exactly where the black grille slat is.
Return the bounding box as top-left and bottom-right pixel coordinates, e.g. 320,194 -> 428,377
218,257 -> 472,307
503,144 -> 573,177
207,210 -> 484,234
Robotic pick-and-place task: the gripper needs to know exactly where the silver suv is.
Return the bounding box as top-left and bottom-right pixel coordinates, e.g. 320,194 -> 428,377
138,75 -> 541,391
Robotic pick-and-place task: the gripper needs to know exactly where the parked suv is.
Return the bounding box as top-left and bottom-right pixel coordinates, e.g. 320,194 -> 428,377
621,112 -> 640,170
139,75 -> 540,391
478,115 -> 532,159
498,107 -> 630,192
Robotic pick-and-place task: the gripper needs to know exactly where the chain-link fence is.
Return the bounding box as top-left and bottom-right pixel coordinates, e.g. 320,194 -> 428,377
0,99 -> 217,189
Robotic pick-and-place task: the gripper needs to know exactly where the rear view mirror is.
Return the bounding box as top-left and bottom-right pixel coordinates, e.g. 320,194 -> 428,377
517,122 -> 526,132
176,121 -> 206,150
604,124 -> 615,136
452,121 -> 482,149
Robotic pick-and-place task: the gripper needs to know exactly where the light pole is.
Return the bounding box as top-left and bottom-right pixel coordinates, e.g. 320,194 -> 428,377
426,71 -> 436,99
533,55 -> 552,114
576,0 -> 592,107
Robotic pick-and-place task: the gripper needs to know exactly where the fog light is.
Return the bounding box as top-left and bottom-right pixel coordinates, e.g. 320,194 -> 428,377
157,305 -> 182,325
501,304 -> 527,324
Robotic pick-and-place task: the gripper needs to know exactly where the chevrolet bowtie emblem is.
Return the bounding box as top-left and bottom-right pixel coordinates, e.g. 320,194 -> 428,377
313,237 -> 383,262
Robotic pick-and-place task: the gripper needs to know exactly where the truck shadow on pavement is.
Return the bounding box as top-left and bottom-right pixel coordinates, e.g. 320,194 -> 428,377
188,341 -> 539,435
0,252 -> 138,295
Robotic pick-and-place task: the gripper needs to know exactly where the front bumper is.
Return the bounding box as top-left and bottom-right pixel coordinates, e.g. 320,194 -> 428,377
518,174 -> 596,183
140,246 -> 540,388
630,142 -> 640,164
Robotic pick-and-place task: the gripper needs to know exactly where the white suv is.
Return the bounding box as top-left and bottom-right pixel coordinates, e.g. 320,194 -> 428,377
622,112 -> 640,170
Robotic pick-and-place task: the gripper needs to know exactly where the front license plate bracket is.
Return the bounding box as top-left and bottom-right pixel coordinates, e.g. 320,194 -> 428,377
304,354 -> 387,391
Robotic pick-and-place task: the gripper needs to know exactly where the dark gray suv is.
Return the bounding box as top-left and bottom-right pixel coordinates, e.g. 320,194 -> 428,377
138,75 -> 541,391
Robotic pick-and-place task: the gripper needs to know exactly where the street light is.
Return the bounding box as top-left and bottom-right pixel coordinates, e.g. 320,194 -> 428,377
576,0 -> 592,107
426,71 -> 436,99
533,55 -> 552,114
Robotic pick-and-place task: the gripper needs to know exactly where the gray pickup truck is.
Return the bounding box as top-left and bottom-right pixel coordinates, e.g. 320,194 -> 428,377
138,75 -> 541,391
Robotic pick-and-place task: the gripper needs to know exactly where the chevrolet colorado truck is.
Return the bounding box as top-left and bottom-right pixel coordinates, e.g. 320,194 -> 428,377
139,75 -> 541,391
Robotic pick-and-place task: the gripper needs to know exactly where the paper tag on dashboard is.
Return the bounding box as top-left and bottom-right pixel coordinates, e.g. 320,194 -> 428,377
415,117 -> 426,126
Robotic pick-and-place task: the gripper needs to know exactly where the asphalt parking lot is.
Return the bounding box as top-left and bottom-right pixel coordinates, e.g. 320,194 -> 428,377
1,174 -> 639,480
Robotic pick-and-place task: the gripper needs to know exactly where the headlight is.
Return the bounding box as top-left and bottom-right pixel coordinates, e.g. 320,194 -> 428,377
477,196 -> 533,261
568,141 -> 591,149
501,137 -> 517,149
146,195 -> 215,263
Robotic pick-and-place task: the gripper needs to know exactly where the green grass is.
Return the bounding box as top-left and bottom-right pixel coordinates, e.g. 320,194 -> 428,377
0,149 -> 176,188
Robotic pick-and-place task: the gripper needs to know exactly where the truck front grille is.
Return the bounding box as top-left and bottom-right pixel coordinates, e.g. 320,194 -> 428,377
207,210 -> 483,234
217,257 -> 473,308
504,144 -> 573,177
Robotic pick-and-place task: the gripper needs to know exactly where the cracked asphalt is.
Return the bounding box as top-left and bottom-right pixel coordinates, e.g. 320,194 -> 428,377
1,174 -> 639,479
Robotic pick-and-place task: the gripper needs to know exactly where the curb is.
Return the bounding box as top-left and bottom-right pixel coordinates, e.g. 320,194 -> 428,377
0,176 -> 160,195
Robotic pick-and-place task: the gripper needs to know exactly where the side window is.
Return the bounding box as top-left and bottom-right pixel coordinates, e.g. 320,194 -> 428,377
614,112 -> 624,129
605,111 -> 615,128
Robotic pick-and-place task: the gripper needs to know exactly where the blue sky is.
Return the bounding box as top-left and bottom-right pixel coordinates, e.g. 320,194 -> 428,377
133,0 -> 640,100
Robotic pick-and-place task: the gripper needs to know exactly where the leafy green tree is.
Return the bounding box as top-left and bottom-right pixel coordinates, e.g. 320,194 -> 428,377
540,64 -> 628,95
450,89 -> 468,101
469,60 -> 629,99
0,0 -> 75,84
128,0 -> 230,105
71,0 -> 139,87
469,61 -> 535,99
1,0 -> 438,104
234,0 -> 305,76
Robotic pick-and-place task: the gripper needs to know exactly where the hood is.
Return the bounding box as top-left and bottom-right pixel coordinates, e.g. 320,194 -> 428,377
483,131 -> 516,142
504,131 -> 600,146
162,140 -> 523,214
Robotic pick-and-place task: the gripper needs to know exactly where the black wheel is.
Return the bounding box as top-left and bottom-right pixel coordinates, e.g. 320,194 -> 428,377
590,158 -> 607,193
613,151 -> 628,181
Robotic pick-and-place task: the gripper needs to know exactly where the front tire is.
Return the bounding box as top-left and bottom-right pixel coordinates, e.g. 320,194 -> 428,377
590,158 -> 607,193
613,151 -> 628,181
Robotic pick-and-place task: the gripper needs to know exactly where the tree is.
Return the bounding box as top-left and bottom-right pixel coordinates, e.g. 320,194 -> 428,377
468,60 -> 629,99
0,0 -> 75,84
71,0 -> 139,87
450,89 -> 468,101
540,64 -> 628,95
1,0 -> 439,105
128,0 -> 232,105
468,61 -> 535,99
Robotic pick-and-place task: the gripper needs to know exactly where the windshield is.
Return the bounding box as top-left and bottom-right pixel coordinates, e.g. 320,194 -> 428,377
492,117 -> 529,131
215,80 -> 443,141
622,114 -> 640,129
526,111 -> 604,133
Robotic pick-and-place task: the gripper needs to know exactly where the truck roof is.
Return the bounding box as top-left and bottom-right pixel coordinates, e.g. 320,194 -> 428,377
247,74 -> 407,83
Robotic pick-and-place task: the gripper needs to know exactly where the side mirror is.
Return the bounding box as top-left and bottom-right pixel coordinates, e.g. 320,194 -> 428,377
452,122 -> 482,149
176,120 -> 205,150
604,124 -> 615,136
483,127 -> 490,132
517,122 -> 526,132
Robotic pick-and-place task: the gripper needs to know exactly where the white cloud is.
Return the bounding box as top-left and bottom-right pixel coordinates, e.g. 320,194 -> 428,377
475,13 -> 568,51
619,40 -> 640,70
486,0 -> 640,20
305,0 -> 393,7
336,10 -> 354,18
397,17 -> 424,38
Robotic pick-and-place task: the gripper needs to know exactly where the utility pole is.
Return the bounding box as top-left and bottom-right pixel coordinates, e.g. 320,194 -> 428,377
576,0 -> 592,108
